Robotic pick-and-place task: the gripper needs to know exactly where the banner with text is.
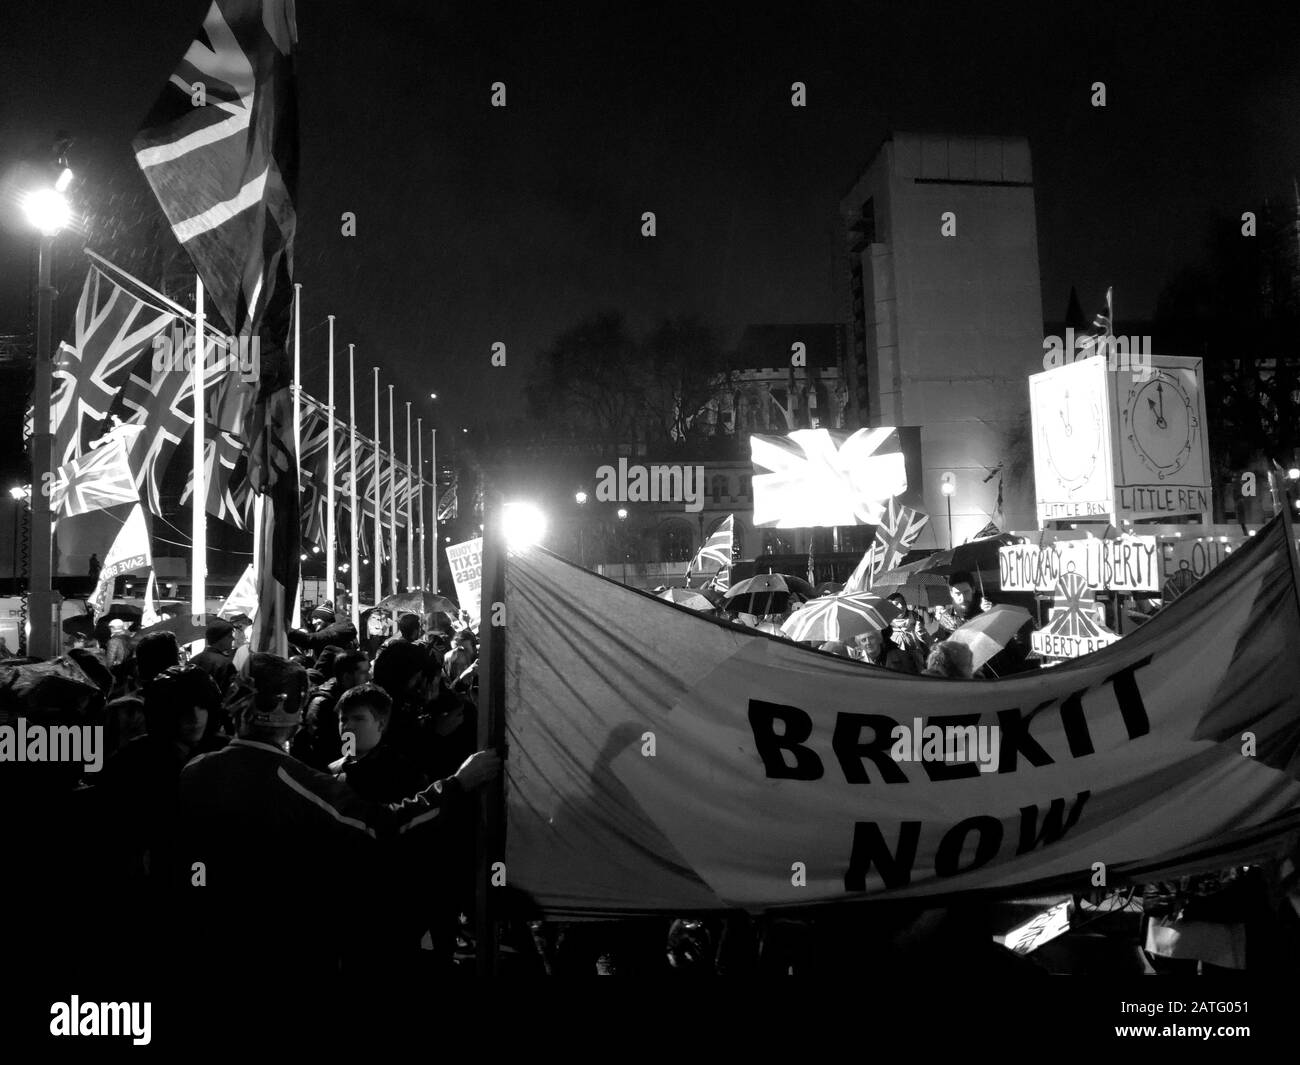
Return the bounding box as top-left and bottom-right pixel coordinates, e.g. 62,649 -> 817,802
1000,536 -> 1160,593
505,517 -> 1300,913
445,537 -> 483,627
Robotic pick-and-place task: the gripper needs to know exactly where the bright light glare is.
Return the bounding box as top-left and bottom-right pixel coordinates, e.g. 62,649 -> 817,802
503,501 -> 547,549
616,507 -> 628,520
940,482 -> 955,496
1288,467 -> 1300,480
22,188 -> 71,235
9,486 -> 25,500
55,168 -> 73,193
575,490 -> 588,504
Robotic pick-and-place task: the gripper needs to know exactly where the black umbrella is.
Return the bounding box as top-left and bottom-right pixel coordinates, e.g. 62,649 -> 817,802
723,573 -> 814,616
61,614 -> 96,638
135,613 -> 221,646
917,533 -> 1015,577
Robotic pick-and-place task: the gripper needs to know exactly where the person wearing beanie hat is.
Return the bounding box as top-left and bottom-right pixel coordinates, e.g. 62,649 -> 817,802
190,618 -> 237,707
175,651 -> 500,984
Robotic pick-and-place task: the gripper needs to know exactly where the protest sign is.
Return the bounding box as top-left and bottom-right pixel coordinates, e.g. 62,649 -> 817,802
445,537 -> 483,626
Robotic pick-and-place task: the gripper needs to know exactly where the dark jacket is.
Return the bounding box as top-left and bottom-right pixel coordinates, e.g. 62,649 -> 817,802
329,742 -> 428,804
288,620 -> 359,654
190,648 -> 237,698
290,677 -> 345,770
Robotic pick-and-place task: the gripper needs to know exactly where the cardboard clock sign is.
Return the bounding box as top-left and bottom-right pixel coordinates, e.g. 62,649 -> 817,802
1029,354 -> 1212,527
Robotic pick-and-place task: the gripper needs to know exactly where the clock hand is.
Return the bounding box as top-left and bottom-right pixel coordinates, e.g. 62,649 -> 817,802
1147,395 -> 1167,430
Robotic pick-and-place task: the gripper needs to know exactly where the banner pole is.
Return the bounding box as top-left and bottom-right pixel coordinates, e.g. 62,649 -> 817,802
326,316 -> 336,612
372,368 -> 381,607
431,428 -> 438,593
290,283 -> 302,631
348,344 -> 359,632
406,402 -> 414,593
476,488 -> 506,975
191,276 -> 206,622
417,417 -> 426,591
388,384 -> 397,596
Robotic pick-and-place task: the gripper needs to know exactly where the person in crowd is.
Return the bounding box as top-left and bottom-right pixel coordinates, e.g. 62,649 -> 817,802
383,612 -> 422,649
933,571 -> 993,637
173,652 -> 500,987
851,626 -> 922,674
329,683 -> 427,801
88,552 -> 101,578
443,628 -> 477,685
288,606 -> 360,654
292,649 -> 370,770
365,608 -> 391,657
227,615 -> 253,673
190,618 -> 237,700
97,664 -> 224,889
105,619 -> 133,669
922,641 -> 975,678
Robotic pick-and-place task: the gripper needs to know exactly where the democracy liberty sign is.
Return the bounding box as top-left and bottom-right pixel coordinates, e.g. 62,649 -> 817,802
999,536 -> 1160,593
502,518 -> 1300,912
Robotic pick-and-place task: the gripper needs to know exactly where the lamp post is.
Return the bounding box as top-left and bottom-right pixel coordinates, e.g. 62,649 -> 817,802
22,182 -> 71,658
940,473 -> 956,549
574,490 -> 588,567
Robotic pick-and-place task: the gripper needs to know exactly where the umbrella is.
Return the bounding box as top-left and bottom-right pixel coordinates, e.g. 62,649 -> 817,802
376,591 -> 457,616
657,587 -> 720,612
944,604 -> 1034,672
813,581 -> 845,597
780,592 -> 901,644
135,613 -> 222,646
872,558 -> 956,607
62,614 -> 96,638
914,533 -> 1015,578
723,574 -> 814,616
98,603 -> 143,625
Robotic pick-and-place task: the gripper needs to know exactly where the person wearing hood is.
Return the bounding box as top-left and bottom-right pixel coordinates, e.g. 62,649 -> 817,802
288,607 -> 359,654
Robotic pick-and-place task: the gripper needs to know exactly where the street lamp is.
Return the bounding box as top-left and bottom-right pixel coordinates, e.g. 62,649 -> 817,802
616,507 -> 628,520
21,177 -> 72,657
939,474 -> 956,549
575,490 -> 588,505
429,392 -> 438,400
1288,467 -> 1300,481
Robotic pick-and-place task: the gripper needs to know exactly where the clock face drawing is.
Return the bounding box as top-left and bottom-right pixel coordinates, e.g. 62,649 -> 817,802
1042,384 -> 1103,493
1124,370 -> 1198,480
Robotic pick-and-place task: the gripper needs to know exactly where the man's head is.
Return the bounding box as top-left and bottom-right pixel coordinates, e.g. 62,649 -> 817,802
226,653 -> 309,746
205,618 -> 235,654
337,683 -> 392,758
887,593 -> 908,613
453,628 -> 477,655
397,613 -> 421,642
107,619 -> 131,638
333,650 -> 370,690
310,606 -> 335,632
924,641 -> 974,679
136,630 -> 181,684
948,571 -> 976,614
144,664 -> 222,749
853,628 -> 884,661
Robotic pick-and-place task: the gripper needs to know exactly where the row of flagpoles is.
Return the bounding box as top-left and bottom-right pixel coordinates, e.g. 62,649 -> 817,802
50,251 -> 456,637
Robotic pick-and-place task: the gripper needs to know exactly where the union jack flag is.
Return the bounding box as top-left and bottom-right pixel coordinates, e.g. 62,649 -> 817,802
115,333 -> 229,516
50,427 -> 142,518
750,427 -> 910,528
51,267 -> 175,467
436,479 -> 458,522
862,499 -> 929,588
1045,571 -> 1111,639
180,429 -> 252,528
687,514 -> 733,589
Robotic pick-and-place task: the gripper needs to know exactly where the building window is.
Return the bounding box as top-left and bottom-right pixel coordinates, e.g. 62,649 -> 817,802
659,520 -> 694,563
711,475 -> 728,503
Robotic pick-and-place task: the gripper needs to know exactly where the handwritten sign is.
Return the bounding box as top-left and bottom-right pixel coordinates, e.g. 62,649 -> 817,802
1030,571 -> 1121,659
1000,536 -> 1159,593
445,537 -> 483,627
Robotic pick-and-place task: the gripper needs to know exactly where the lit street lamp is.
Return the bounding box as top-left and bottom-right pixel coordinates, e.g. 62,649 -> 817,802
940,474 -> 956,549
21,174 -> 72,657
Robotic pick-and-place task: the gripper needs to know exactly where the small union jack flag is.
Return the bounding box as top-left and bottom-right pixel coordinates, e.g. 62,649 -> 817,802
50,427 -> 142,518
687,514 -> 733,589
1045,571 -> 1111,639
867,499 -> 929,587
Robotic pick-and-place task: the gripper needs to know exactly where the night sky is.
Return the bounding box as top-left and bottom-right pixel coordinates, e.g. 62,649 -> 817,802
3,0 -> 1299,434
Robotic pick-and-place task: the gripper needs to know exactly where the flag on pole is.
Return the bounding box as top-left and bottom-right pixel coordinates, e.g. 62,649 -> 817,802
219,563 -> 260,621
50,266 -> 175,467
49,426 -> 142,518
686,515 -> 733,589
135,0 -> 300,653
142,570 -> 161,628
1076,286 -> 1115,360
970,519 -> 1000,542
868,501 -> 930,587
806,537 -> 815,584
436,480 -> 459,522
89,505 -> 152,618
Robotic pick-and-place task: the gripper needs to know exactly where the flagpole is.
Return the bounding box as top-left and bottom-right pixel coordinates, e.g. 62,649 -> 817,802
417,417 -> 426,591
405,401 -> 414,593
431,427 -> 438,593
192,276 -> 206,621
388,384 -> 397,596
372,368 -> 381,608
349,345 -> 359,632
326,316 -> 336,612
291,283 -> 303,631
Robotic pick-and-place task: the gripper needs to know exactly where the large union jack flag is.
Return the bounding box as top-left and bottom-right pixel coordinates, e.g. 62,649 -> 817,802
750,427 -> 910,528
50,426 -> 142,518
51,267 -> 175,467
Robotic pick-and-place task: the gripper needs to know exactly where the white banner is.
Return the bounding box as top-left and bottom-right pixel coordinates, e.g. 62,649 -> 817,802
999,536 -> 1160,593
89,504 -> 152,617
445,537 -> 483,627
